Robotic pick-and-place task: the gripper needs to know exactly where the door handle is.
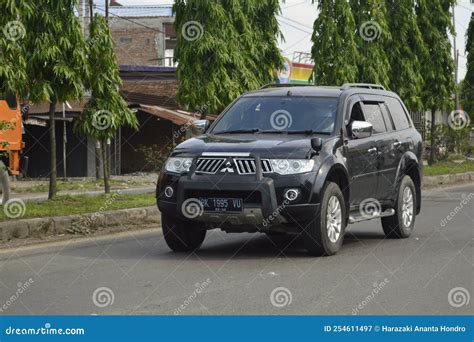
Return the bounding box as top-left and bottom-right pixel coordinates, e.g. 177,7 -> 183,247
368,147 -> 377,154
393,141 -> 401,148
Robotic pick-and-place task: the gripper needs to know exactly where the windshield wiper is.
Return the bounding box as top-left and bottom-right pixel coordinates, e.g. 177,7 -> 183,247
287,130 -> 331,135
214,129 -> 261,134
255,130 -> 286,134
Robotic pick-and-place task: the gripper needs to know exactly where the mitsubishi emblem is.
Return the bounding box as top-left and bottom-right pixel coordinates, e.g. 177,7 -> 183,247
220,160 -> 235,173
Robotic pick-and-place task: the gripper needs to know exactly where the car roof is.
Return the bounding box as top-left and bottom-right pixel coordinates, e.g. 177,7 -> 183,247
242,85 -> 399,99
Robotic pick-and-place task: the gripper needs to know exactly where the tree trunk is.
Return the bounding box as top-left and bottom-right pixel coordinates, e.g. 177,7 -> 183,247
95,140 -> 101,179
48,102 -> 57,199
101,139 -> 110,193
428,108 -> 436,166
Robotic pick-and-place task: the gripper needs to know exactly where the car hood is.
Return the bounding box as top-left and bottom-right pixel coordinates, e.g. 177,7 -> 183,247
172,134 -> 326,159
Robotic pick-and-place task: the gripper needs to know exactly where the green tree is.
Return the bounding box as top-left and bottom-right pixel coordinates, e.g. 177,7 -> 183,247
25,0 -> 88,198
310,0 -> 359,85
416,0 -> 455,165
74,14 -> 137,193
0,0 -> 31,96
460,13 -> 474,117
173,0 -> 283,118
385,0 -> 425,111
351,0 -> 391,87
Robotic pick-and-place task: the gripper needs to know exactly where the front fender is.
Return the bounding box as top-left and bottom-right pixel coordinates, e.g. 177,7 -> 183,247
310,154 -> 349,204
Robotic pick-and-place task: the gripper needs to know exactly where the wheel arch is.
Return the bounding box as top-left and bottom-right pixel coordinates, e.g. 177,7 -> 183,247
395,152 -> 422,214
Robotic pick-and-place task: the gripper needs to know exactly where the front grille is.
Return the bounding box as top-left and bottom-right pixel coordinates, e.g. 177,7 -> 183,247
195,157 -> 226,174
234,158 -> 272,174
194,157 -> 273,175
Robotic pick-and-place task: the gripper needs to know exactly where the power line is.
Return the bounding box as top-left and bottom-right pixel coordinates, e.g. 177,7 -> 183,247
277,14 -> 313,30
94,6 -> 166,34
278,18 -> 312,34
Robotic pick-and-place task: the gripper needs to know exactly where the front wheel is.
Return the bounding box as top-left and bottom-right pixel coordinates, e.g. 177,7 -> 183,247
382,175 -> 416,238
303,182 -> 346,256
161,213 -> 206,252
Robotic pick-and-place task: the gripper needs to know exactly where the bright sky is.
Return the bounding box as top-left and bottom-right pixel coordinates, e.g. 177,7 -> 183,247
105,0 -> 472,80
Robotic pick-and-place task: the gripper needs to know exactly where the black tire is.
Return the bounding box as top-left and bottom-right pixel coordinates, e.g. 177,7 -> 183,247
382,175 -> 416,238
0,161 -> 10,205
161,213 -> 206,252
303,182 -> 346,256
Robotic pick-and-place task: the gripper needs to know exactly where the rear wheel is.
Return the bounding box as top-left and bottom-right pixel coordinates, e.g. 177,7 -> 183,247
161,213 -> 206,252
303,182 -> 346,256
0,161 -> 10,205
382,175 -> 416,238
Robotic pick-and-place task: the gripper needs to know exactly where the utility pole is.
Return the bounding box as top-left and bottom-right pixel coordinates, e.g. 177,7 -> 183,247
452,4 -> 459,110
105,0 -> 109,19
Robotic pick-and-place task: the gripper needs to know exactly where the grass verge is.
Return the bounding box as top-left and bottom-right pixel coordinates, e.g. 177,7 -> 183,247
423,161 -> 474,177
0,193 -> 155,221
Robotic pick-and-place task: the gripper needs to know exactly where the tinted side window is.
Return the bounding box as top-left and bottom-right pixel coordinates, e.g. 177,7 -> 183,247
0,93 -> 17,110
363,103 -> 386,134
379,103 -> 395,131
386,97 -> 410,130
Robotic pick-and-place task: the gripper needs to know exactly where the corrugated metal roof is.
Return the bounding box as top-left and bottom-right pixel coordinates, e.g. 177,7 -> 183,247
96,5 -> 173,17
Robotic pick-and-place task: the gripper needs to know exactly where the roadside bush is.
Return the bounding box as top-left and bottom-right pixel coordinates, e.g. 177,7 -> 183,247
138,144 -> 173,172
426,123 -> 471,162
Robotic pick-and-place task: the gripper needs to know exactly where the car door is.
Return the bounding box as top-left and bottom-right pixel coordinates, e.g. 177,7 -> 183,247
344,99 -> 379,206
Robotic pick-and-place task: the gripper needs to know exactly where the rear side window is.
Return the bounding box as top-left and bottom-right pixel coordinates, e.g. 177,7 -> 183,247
386,97 -> 410,130
362,103 -> 386,134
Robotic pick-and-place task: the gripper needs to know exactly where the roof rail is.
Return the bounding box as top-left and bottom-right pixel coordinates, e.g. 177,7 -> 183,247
260,83 -> 315,89
341,83 -> 385,90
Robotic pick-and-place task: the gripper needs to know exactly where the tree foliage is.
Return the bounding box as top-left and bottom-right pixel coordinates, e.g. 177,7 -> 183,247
386,0 -> 425,111
416,0 -> 455,112
173,0 -> 283,116
310,0 -> 359,85
351,0 -> 391,88
0,0 -> 32,96
74,14 -> 137,142
460,13 -> 474,117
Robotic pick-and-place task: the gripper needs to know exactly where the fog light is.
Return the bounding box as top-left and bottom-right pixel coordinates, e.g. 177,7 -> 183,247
164,186 -> 174,198
284,188 -> 300,202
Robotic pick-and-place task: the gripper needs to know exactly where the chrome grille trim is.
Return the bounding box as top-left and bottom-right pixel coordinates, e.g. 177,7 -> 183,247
194,157 -> 273,174
234,158 -> 272,174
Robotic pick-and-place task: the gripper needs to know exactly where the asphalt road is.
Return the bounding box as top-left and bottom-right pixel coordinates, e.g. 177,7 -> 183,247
0,184 -> 472,315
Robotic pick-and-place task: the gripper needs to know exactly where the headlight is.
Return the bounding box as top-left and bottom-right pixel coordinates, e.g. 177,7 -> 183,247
165,157 -> 193,173
270,159 -> 314,175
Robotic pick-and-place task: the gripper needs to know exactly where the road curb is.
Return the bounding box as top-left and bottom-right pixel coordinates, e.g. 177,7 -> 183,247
0,206 -> 160,242
423,171 -> 474,189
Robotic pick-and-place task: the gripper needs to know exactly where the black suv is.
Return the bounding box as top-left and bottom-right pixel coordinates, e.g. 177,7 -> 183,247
157,83 -> 423,256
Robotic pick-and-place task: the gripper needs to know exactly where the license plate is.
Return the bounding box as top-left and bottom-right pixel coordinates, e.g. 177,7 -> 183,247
199,197 -> 243,213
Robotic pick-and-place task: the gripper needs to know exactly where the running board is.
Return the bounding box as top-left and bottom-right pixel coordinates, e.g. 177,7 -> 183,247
349,209 -> 395,224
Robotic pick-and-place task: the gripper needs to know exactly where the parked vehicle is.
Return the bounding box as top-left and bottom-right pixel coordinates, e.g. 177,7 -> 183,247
0,93 -> 23,205
157,84 -> 423,256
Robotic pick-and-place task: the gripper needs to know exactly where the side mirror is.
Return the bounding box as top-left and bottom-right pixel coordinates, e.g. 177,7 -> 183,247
350,120 -> 373,139
191,119 -> 210,135
311,137 -> 323,153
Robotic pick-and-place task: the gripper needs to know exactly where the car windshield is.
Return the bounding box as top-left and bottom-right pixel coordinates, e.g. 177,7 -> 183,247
211,96 -> 338,134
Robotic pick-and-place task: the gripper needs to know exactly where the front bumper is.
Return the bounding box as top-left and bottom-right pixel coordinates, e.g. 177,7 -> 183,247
157,154 -> 320,230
